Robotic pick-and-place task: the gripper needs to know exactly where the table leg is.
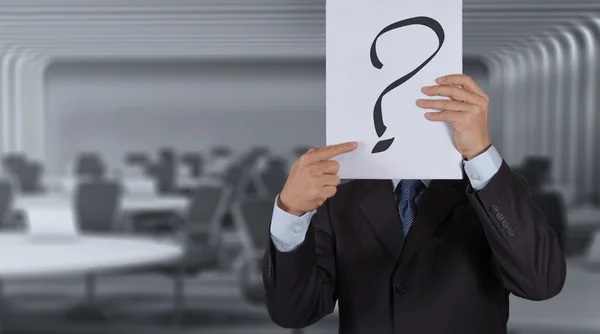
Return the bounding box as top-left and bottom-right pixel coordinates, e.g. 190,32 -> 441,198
64,274 -> 108,322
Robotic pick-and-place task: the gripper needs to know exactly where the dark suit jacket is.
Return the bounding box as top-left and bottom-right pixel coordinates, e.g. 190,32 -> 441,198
262,161 -> 566,334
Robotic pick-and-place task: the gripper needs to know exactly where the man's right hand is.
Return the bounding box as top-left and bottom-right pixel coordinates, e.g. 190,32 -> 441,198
278,142 -> 358,216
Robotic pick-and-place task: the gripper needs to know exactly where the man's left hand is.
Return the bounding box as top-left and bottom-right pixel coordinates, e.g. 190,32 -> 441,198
417,74 -> 492,160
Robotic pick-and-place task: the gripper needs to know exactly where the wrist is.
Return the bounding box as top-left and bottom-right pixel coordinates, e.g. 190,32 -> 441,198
278,192 -> 305,217
464,141 -> 492,161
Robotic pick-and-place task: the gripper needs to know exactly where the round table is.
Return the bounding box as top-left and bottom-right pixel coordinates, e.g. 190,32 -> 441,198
0,233 -> 183,278
0,233 -> 183,332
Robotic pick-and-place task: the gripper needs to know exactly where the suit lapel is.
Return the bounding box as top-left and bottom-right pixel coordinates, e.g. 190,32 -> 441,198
396,178 -> 466,269
359,180 -> 405,262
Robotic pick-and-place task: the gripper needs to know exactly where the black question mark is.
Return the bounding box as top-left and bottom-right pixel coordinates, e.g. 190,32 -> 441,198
370,16 -> 446,154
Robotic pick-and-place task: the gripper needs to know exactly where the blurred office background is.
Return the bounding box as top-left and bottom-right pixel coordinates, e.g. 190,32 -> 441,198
0,0 -> 597,333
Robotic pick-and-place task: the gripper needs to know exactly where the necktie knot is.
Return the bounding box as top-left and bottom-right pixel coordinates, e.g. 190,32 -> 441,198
395,179 -> 425,204
394,179 -> 425,237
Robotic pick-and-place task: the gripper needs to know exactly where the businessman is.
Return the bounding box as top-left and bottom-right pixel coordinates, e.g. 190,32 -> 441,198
262,74 -> 566,333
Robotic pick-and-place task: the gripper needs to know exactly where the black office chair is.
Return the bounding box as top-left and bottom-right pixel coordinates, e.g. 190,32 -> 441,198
71,179 -> 122,320
181,153 -> 204,178
75,153 -> 106,180
232,199 -> 307,334
255,158 -> 288,198
145,184 -> 233,324
19,162 -> 44,194
148,148 -> 177,195
211,146 -> 233,158
231,199 -> 272,302
0,180 -> 19,230
2,153 -> 27,175
125,152 -> 150,166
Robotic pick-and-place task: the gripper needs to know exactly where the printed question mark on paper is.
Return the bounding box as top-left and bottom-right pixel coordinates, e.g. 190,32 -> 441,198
370,16 -> 446,154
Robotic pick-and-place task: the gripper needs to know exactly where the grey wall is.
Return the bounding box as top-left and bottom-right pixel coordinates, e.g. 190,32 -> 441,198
44,59 -> 326,174
44,58 -> 490,175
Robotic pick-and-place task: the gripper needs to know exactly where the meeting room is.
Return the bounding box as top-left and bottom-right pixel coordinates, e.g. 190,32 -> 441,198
0,0 -> 597,333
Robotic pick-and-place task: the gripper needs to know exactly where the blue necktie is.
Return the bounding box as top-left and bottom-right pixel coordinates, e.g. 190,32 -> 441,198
395,180 -> 426,237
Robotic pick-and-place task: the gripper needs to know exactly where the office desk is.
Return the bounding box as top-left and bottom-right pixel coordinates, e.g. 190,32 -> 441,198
509,264 -> 600,333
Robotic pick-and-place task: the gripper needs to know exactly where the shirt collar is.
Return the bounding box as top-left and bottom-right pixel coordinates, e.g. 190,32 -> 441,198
392,179 -> 431,189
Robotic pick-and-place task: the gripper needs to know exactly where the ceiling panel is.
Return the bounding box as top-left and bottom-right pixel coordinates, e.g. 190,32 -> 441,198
0,0 -> 592,61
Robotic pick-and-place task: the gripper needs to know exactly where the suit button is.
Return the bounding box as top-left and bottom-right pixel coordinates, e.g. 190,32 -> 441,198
496,212 -> 504,221
395,284 -> 406,294
491,204 -> 499,213
501,220 -> 510,229
506,228 -> 515,237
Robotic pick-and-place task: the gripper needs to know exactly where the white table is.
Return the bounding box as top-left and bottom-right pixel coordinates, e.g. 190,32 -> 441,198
508,264 -> 600,333
0,233 -> 183,278
0,233 -> 183,332
568,206 -> 600,228
15,194 -> 189,214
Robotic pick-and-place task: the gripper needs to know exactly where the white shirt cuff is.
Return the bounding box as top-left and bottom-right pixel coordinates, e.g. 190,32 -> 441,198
463,145 -> 503,191
270,195 -> 315,252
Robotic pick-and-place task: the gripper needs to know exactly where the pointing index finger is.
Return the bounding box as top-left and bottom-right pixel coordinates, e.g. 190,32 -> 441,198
307,142 -> 358,163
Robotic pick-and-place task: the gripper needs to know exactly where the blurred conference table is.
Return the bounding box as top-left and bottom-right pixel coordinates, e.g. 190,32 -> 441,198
0,232 -> 183,333
15,193 -> 188,214
0,232 -> 183,278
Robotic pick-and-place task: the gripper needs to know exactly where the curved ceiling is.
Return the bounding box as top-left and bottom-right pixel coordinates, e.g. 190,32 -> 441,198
0,0 -> 595,61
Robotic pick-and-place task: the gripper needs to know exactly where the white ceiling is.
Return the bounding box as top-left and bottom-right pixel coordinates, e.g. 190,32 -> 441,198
0,0 -> 596,61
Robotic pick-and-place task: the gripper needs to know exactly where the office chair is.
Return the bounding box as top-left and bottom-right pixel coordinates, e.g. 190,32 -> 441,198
181,153 -> 204,178
72,179 -> 122,320
75,153 -> 106,180
149,184 -> 232,324
254,157 -> 288,198
2,153 -> 27,176
0,180 -> 17,230
232,198 -> 307,334
125,152 -> 150,166
19,162 -> 44,194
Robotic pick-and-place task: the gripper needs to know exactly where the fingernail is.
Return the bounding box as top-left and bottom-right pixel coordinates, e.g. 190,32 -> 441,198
417,99 -> 426,104
422,86 -> 430,91
437,76 -> 446,82
425,112 -> 434,117
349,142 -> 358,148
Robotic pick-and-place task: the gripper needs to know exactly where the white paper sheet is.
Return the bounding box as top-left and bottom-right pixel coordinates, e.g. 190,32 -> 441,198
326,0 -> 464,179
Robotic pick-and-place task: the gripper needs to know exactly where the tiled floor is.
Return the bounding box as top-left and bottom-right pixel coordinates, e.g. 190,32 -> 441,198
0,271 -> 338,334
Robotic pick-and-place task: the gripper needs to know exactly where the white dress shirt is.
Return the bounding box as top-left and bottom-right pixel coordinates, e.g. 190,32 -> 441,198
270,145 -> 504,252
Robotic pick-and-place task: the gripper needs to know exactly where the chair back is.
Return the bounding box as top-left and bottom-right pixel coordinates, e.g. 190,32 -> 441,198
20,162 -> 44,194
75,179 -> 122,233
0,180 -> 13,226
3,153 -> 27,175
257,158 -> 288,198
75,153 -> 106,179
181,153 -> 204,178
187,184 -> 232,243
232,198 -> 274,252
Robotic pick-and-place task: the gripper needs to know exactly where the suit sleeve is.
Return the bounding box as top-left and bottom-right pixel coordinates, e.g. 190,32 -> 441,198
466,160 -> 567,301
262,199 -> 337,328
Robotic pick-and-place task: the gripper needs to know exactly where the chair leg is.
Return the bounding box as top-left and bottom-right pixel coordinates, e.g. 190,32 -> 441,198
173,272 -> 185,322
85,273 -> 97,304
0,279 -> 3,334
